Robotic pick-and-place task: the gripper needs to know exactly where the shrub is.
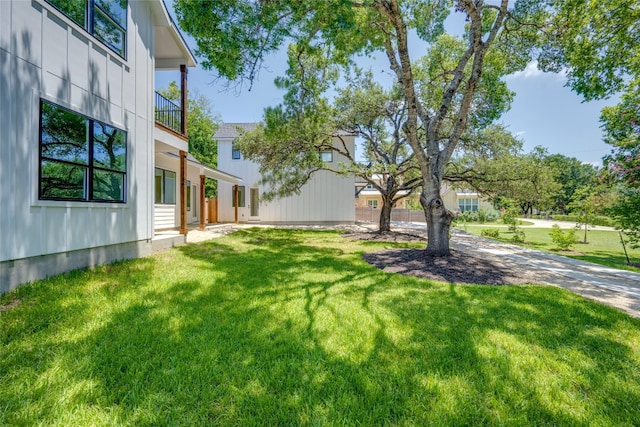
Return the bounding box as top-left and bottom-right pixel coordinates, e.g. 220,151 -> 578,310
481,229 -> 501,238
478,209 -> 500,223
549,224 -> 578,251
502,207 -> 519,232
453,210 -> 477,225
511,230 -> 526,243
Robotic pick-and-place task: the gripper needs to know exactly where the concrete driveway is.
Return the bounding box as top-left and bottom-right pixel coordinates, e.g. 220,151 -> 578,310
392,220 -> 640,318
452,229 -> 640,318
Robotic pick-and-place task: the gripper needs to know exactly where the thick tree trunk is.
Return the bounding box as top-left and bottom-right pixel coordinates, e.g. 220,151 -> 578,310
421,189 -> 455,256
379,201 -> 392,232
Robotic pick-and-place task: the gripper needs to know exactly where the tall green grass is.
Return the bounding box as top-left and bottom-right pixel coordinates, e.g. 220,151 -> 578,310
2,228 -> 640,425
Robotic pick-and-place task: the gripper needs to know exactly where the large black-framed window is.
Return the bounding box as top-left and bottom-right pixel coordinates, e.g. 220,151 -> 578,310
45,0 -> 127,58
154,168 -> 176,204
40,100 -> 127,203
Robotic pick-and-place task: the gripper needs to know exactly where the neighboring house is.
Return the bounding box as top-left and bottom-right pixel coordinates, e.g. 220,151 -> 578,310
0,0 -> 238,293
354,175 -> 411,209
354,177 -> 492,213
215,123 -> 355,224
441,182 -> 494,213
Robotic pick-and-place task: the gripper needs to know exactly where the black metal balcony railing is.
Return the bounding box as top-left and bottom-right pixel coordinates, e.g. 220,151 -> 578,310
155,91 -> 183,134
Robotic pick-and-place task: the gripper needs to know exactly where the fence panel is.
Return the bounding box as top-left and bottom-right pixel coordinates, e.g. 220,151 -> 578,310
355,207 -> 425,223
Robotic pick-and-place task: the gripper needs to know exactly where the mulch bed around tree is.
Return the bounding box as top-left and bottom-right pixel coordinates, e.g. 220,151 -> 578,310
343,230 -> 537,285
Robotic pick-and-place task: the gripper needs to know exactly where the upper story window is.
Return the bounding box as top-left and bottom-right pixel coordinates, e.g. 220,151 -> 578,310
232,141 -> 241,160
46,0 -> 128,58
40,100 -> 127,203
320,150 -> 333,162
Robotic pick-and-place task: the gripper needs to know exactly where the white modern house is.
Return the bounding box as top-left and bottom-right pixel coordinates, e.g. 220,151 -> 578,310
215,123 -> 356,224
0,0 -> 238,293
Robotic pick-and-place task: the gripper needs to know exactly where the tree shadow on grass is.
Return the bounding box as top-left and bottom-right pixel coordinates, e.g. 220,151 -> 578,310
2,228 -> 640,425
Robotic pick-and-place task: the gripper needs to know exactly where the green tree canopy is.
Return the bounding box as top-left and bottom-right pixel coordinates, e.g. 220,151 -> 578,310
544,154 -> 599,214
175,0 -> 546,255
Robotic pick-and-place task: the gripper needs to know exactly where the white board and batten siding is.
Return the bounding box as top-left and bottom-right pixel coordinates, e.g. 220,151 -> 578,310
1,0 -> 159,291
215,124 -> 356,224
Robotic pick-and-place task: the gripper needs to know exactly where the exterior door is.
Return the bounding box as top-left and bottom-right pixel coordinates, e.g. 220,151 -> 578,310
249,187 -> 259,219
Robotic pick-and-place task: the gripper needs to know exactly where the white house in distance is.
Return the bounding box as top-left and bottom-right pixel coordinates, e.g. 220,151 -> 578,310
214,123 -> 356,224
0,0 -> 238,293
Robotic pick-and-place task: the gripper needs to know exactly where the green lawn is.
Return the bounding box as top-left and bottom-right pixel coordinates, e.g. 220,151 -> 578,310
2,228 -> 640,426
459,224 -> 640,272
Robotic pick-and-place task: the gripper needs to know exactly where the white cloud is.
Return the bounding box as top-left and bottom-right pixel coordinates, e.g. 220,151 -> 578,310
506,61 -> 569,81
506,61 -> 544,80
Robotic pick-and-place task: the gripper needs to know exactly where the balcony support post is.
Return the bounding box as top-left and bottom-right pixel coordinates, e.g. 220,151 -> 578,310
180,64 -> 188,136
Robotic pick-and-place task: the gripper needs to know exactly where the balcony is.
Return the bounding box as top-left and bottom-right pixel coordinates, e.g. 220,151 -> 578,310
155,91 -> 184,135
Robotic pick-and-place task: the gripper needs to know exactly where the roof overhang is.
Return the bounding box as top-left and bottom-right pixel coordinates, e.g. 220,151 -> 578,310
151,0 -> 197,69
161,152 -> 242,184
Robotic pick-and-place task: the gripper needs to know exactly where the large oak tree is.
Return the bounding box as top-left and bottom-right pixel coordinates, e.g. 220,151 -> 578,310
175,0 -> 542,255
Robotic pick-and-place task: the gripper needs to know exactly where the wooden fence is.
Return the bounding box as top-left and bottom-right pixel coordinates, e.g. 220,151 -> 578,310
206,198 -> 217,224
356,207 -> 425,223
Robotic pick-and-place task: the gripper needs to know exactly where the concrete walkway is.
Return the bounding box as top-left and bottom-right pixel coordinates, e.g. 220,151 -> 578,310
519,217 -> 616,231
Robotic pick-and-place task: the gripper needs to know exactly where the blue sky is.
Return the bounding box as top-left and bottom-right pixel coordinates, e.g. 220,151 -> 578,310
158,6 -> 618,167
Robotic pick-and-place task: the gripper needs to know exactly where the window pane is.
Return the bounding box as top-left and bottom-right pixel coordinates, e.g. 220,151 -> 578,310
233,186 -> 246,207
40,160 -> 86,200
186,181 -> 191,211
164,170 -> 176,204
320,151 -> 333,162
93,170 -> 125,201
238,186 -> 245,207
232,141 -> 242,159
95,0 -> 127,28
93,122 -> 126,171
47,0 -> 86,27
93,7 -> 125,56
154,168 -> 163,203
41,101 -> 89,164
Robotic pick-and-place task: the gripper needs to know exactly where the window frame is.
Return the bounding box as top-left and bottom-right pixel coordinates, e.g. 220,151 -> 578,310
367,199 -> 378,208
232,185 -> 246,207
320,150 -> 333,163
44,0 -> 128,59
39,99 -> 127,203
154,168 -> 176,205
232,141 -> 241,160
458,197 -> 479,212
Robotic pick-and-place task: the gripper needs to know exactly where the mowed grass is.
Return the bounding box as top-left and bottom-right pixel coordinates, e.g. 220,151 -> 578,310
2,228 -> 640,426
460,224 -> 640,272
